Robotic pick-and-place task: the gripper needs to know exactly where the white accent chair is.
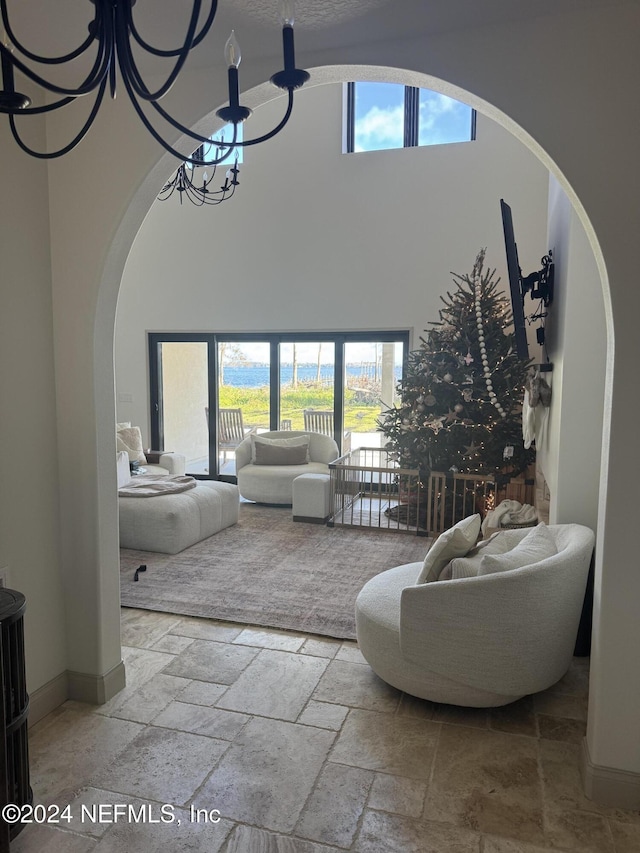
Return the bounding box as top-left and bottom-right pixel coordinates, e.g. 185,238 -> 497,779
236,430 -> 339,505
355,523 -> 595,707
116,422 -> 186,476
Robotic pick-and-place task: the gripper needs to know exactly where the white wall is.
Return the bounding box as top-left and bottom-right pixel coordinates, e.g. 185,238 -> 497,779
0,109 -> 68,694
115,83 -> 550,439
540,177 -> 605,532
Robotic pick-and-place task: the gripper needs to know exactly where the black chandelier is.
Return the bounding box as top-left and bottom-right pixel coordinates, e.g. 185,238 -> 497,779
157,141 -> 240,205
0,0 -> 309,161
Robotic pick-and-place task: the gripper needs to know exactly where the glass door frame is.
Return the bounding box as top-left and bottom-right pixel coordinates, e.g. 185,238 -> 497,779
149,330 -> 410,479
149,332 -> 221,478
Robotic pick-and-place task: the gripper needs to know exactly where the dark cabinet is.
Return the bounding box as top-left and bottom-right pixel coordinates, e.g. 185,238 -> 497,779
0,589 -> 32,849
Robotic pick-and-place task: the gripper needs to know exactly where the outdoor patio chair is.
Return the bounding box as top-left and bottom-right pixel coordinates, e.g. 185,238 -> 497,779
303,409 -> 351,453
206,407 -> 257,462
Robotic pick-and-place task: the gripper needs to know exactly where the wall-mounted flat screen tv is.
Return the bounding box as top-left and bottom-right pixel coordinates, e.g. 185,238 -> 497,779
500,199 -> 529,361
500,198 -> 554,367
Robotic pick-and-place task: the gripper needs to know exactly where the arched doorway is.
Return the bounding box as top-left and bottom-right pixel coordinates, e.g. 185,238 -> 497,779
94,64 -> 619,803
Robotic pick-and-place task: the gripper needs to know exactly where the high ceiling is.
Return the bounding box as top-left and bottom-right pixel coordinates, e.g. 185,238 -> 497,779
4,0 -> 629,69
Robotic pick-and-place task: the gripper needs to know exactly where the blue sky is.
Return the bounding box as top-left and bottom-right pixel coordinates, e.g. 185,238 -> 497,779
354,82 -> 473,152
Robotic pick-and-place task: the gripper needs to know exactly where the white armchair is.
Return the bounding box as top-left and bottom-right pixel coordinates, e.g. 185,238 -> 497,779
116,422 -> 186,477
236,430 -> 339,504
142,449 -> 186,476
355,522 -> 595,707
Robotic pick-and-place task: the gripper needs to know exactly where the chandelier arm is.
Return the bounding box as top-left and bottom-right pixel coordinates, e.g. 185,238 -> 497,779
187,140 -> 238,167
126,0 -> 218,57
187,129 -> 238,166
239,88 -> 294,147
152,89 -> 294,161
7,74 -> 108,159
116,2 -> 201,103
157,175 -> 183,202
198,188 -> 229,205
3,94 -> 75,116
121,70 -> 231,163
146,94 -> 240,165
185,184 -> 206,206
189,151 -> 220,172
0,0 -> 100,65
0,23 -> 111,99
198,174 -> 232,203
208,182 -> 236,204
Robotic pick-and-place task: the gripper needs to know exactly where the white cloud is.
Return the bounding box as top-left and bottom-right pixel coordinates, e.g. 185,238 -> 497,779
419,93 -> 469,144
354,104 -> 404,152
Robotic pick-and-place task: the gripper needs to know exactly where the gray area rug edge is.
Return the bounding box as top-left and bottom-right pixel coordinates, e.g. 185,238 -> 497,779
120,503 -> 432,640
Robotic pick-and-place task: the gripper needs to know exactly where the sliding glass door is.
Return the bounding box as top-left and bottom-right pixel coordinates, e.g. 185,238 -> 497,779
343,340 -> 404,451
217,341 -> 271,475
279,341 -> 336,433
153,340 -> 210,476
149,331 -> 409,479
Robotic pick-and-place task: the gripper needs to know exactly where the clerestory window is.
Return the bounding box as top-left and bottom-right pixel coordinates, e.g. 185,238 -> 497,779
345,81 -> 475,154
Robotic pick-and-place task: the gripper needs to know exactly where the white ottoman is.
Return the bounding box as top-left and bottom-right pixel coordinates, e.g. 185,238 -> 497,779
292,473 -> 331,523
119,481 -> 239,554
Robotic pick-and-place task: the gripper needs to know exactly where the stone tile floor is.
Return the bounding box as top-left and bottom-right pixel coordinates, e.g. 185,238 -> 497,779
12,608 -> 640,852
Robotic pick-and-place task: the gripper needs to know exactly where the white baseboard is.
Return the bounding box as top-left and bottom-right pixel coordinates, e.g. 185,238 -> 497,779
581,737 -> 640,810
28,660 -> 127,726
28,671 -> 69,727
67,659 -> 126,705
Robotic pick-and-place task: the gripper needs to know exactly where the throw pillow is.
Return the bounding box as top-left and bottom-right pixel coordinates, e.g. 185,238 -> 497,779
478,522 -> 557,576
438,528 -> 532,581
251,434 -> 311,466
438,554 -> 483,581
116,425 -> 147,464
417,514 -> 481,583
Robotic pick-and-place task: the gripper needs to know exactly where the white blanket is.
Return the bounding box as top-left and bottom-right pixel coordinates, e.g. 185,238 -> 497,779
118,474 -> 197,498
482,499 -> 537,534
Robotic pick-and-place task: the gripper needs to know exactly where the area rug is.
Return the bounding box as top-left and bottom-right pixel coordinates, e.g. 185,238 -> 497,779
120,503 -> 432,640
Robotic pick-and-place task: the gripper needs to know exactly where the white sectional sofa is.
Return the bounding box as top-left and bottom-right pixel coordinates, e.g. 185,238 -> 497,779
119,479 -> 239,554
117,451 -> 239,554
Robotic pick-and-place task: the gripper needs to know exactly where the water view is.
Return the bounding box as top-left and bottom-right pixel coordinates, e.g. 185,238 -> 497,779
222,363 -> 401,388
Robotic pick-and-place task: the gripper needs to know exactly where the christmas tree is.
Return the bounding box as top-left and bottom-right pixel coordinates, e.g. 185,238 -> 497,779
378,249 -> 535,479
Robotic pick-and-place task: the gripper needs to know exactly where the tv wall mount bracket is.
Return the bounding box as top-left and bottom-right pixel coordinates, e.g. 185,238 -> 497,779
522,250 -> 554,368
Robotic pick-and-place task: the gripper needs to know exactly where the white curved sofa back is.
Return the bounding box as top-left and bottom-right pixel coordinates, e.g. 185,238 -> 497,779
235,430 -> 339,471
400,523 -> 595,698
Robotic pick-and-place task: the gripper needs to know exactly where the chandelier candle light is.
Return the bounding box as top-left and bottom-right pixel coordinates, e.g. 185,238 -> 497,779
0,0 -> 309,161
